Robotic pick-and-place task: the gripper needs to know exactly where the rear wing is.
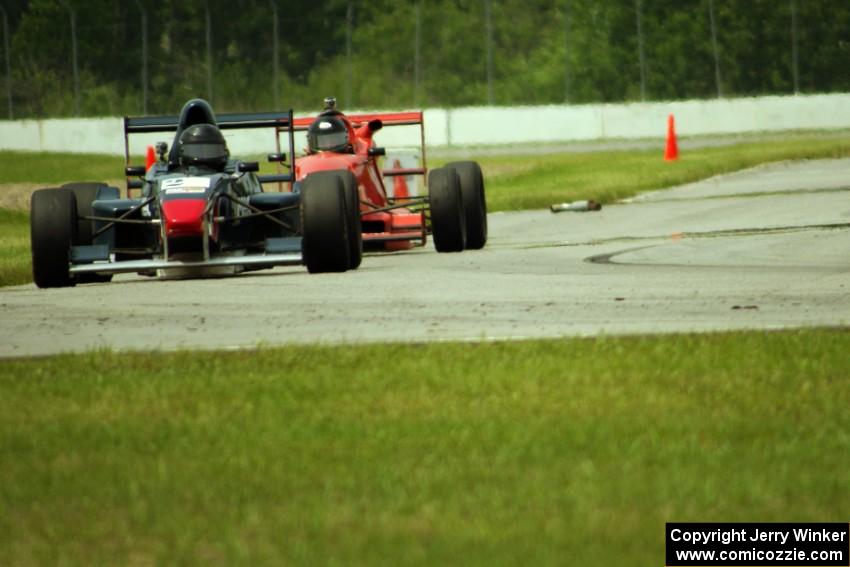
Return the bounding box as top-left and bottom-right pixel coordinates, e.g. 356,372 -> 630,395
123,109 -> 297,186
290,111 -> 423,131
285,111 -> 427,178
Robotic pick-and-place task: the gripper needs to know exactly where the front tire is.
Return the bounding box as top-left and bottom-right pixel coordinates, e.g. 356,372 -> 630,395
340,171 -> 363,270
63,182 -> 118,283
301,173 -> 351,273
306,171 -> 362,269
428,167 -> 466,253
31,188 -> 77,288
445,161 -> 487,250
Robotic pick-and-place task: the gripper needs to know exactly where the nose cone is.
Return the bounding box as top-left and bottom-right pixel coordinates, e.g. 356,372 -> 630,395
161,199 -> 206,237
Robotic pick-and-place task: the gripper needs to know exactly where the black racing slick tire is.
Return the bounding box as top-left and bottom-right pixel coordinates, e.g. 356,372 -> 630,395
308,170 -> 362,269
445,161 -> 487,250
340,171 -> 363,270
300,173 -> 351,273
31,188 -> 77,288
62,182 -> 118,244
62,182 -> 119,283
428,167 -> 466,253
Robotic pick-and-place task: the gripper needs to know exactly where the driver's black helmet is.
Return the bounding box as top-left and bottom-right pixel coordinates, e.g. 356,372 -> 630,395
307,115 -> 351,153
178,123 -> 229,169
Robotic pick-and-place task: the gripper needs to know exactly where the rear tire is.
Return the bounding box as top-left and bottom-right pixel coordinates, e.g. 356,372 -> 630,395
445,161 -> 487,250
301,173 -> 351,273
31,188 -> 77,288
428,167 -> 466,253
63,182 -> 118,283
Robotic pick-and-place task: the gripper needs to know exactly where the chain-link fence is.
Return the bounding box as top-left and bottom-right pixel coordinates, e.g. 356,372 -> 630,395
0,0 -> 846,119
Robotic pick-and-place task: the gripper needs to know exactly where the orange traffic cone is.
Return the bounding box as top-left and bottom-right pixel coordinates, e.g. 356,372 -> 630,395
145,145 -> 156,170
392,159 -> 410,200
664,114 -> 679,161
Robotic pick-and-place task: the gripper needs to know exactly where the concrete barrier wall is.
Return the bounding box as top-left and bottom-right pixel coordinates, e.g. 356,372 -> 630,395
0,117 -> 126,155
1,93 -> 849,158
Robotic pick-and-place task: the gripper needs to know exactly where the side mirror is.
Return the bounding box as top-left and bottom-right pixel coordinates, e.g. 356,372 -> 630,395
368,147 -> 386,157
267,153 -> 287,163
125,165 -> 146,177
237,161 -> 260,173
368,119 -> 383,132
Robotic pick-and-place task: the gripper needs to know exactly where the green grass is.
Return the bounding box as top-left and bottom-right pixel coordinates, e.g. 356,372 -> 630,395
466,135 -> 850,211
0,151 -> 125,185
1,330 -> 848,565
0,209 -> 30,287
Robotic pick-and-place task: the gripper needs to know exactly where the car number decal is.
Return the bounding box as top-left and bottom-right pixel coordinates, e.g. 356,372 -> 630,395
161,177 -> 211,193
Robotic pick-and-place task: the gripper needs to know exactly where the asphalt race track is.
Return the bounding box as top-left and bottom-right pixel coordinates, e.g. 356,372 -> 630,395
2,158 -> 849,358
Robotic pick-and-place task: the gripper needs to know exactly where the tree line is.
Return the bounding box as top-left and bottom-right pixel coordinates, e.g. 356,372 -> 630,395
0,0 -> 848,119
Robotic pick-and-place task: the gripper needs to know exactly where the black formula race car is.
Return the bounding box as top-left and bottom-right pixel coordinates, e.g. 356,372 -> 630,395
30,99 -> 360,288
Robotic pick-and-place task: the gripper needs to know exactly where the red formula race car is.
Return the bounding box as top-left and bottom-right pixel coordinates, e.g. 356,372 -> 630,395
279,98 -> 487,256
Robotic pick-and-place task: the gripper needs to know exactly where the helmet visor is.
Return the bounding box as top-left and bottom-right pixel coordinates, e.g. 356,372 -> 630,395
184,143 -> 227,160
314,130 -> 349,151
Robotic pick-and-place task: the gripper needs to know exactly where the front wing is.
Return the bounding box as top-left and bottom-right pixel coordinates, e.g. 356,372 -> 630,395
67,237 -> 303,276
